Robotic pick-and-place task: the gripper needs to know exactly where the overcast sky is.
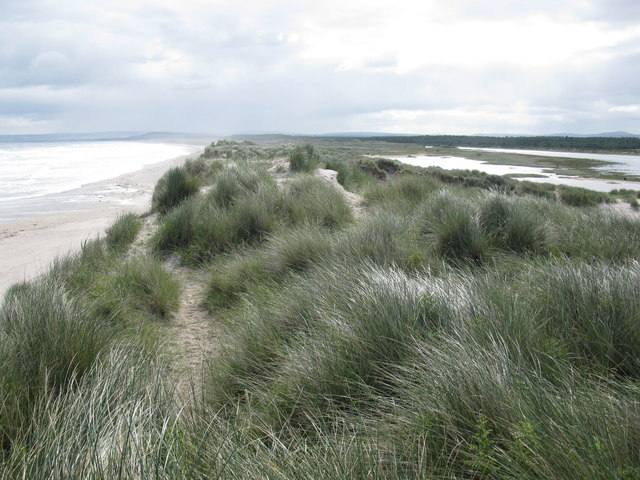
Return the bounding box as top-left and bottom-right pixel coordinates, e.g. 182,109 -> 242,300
1,0 -> 639,135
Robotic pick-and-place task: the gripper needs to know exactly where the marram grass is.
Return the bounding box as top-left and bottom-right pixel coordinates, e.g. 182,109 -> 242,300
2,139 -> 640,479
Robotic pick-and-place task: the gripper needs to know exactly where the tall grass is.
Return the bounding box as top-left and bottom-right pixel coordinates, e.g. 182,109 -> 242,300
90,256 -> 181,322
478,193 -> 548,253
289,143 -> 320,172
553,207 -> 640,260
0,279 -> 113,449
207,165 -> 271,208
0,347 -> 185,479
558,185 -> 611,207
364,174 -> 440,208
105,213 -> 140,252
421,190 -> 488,264
205,225 -> 334,310
4,139 -> 640,478
382,334 -> 640,478
324,157 -> 377,192
335,210 -> 426,270
152,170 -> 353,263
202,255 -> 640,478
281,175 -> 353,228
152,166 -> 282,262
151,165 -> 200,215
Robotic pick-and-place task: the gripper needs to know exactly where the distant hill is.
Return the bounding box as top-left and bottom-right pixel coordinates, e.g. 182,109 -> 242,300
0,131 -> 213,145
317,132 -> 417,137
0,132 -> 139,143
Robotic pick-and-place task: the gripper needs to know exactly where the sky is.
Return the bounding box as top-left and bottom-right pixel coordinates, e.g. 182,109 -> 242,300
1,0 -> 639,136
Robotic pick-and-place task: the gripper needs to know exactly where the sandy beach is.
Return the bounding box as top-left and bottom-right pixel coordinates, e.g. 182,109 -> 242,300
0,147 -> 204,297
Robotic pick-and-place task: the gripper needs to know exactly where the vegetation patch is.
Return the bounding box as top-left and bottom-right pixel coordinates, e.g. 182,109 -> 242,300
289,143 -> 321,172
151,165 -> 200,214
3,139 -> 640,478
105,212 -> 141,252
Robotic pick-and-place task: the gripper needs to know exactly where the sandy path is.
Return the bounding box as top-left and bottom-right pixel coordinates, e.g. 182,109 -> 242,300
317,168 -> 365,217
165,261 -> 217,399
128,213 -> 218,398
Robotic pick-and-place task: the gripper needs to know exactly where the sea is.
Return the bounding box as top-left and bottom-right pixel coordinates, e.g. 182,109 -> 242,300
0,141 -> 200,202
0,141 -> 202,225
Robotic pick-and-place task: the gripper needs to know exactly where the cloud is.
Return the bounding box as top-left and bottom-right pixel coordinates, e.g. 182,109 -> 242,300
0,0 -> 638,135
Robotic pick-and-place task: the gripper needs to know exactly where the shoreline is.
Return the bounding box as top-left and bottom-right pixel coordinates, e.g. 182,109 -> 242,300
0,147 -> 204,297
380,154 -> 640,192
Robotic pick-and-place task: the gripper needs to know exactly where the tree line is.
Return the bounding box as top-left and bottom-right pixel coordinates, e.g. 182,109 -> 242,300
368,135 -> 640,151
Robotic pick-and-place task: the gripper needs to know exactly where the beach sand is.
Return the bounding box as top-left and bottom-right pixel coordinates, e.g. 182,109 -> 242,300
0,148 -> 204,297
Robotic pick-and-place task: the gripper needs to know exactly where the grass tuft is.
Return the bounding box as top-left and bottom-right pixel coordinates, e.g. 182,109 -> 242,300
152,165 -> 200,214
282,175 -> 353,228
289,143 -> 321,172
558,185 -> 611,207
479,193 -> 548,253
105,213 -> 141,252
422,190 -> 488,264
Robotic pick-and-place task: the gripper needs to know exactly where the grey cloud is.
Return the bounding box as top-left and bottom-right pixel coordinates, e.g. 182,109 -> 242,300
590,0 -> 640,24
0,0 -> 638,135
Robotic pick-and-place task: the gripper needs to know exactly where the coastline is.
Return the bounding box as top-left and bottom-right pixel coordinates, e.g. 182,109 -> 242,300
0,147 -> 204,297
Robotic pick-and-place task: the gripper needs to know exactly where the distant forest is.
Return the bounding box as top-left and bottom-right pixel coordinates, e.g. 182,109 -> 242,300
369,135 -> 640,151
